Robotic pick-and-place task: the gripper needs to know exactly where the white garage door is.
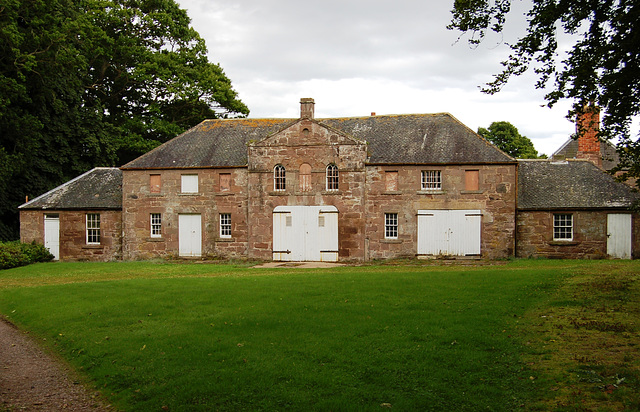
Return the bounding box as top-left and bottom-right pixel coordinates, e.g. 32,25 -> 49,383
273,205 -> 338,262
417,210 -> 481,257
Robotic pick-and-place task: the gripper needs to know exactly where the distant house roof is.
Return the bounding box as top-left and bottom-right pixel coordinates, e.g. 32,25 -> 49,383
121,113 -> 513,169
517,160 -> 638,210
553,138 -> 620,171
19,168 -> 122,210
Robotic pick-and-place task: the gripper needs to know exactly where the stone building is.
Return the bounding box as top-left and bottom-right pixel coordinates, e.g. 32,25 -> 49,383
517,160 -> 639,259
19,168 -> 122,261
18,98 -> 639,261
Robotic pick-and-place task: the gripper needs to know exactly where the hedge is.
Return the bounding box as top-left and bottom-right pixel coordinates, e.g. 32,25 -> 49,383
0,241 -> 54,270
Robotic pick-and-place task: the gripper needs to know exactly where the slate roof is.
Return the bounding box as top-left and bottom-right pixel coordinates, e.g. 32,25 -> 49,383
121,113 -> 513,169
553,138 -> 620,171
517,160 -> 638,210
323,114 -> 513,164
19,168 -> 122,210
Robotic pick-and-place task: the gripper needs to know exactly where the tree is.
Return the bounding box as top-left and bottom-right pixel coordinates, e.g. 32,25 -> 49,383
0,0 -> 248,240
449,0 -> 640,178
478,121 -> 543,158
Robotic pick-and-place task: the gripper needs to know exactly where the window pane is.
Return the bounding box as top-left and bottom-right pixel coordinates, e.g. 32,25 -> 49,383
86,214 -> 100,244
220,213 -> 231,238
326,164 -> 339,191
385,213 -> 398,239
553,214 -> 573,240
274,165 -> 286,191
421,170 -> 442,190
151,213 -> 162,237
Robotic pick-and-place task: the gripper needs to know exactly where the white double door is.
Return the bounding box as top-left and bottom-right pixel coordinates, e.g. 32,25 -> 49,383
417,210 -> 481,257
273,206 -> 338,262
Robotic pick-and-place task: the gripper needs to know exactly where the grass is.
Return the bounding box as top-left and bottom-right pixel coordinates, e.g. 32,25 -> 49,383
0,259 -> 639,411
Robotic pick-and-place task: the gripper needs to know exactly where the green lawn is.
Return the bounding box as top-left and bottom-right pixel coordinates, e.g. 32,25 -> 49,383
1,260 -> 638,411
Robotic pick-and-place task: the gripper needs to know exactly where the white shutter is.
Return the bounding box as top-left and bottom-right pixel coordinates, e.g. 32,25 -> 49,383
181,174 -> 199,193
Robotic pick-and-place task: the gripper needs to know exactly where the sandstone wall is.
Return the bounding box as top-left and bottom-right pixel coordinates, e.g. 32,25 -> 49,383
20,210 -> 122,261
247,118 -> 368,260
364,164 -> 517,260
517,210 -> 640,259
121,168 -> 248,259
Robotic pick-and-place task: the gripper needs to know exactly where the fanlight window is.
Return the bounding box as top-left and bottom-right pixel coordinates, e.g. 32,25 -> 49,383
274,165 -> 286,191
326,164 -> 339,191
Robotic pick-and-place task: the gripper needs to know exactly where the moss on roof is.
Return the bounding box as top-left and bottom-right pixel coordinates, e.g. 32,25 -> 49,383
121,113 -> 513,169
19,168 -> 122,210
517,160 -> 638,210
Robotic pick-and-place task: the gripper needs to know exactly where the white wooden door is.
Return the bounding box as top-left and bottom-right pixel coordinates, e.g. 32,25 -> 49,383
272,206 -> 338,261
417,210 -> 481,256
179,214 -> 202,257
44,214 -> 60,260
607,214 -> 632,259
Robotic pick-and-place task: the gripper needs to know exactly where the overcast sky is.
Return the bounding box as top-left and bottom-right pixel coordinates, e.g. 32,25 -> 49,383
175,0 -> 577,156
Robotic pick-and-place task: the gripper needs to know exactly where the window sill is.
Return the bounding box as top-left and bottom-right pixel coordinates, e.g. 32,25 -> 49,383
82,244 -> 103,249
461,190 -> 484,194
178,192 -> 201,196
417,190 -> 445,195
321,190 -> 342,195
216,237 -> 235,242
548,240 -> 578,246
381,239 -> 402,244
145,237 -> 165,242
268,191 -> 289,196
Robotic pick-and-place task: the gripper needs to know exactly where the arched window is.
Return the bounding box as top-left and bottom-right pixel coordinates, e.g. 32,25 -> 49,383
299,163 -> 312,192
274,165 -> 286,191
326,164 -> 339,191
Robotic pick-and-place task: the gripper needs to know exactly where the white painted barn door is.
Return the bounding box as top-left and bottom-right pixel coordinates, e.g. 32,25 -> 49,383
272,206 -> 338,262
417,210 -> 481,256
179,214 -> 202,257
44,214 -> 60,260
607,214 -> 632,259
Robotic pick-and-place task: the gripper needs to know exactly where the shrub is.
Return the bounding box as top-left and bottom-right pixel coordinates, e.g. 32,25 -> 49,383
0,241 -> 54,270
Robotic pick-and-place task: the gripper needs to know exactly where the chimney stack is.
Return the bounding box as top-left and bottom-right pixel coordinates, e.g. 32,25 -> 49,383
300,98 -> 315,119
576,104 -> 602,168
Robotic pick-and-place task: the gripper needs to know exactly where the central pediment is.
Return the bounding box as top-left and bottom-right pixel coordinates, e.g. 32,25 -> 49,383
249,118 -> 365,148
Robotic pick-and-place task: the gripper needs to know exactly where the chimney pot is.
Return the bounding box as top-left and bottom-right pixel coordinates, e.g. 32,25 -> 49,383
300,98 -> 315,119
371,112 -> 376,116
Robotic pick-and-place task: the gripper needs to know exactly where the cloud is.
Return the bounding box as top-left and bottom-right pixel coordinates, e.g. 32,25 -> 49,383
176,0 -> 575,156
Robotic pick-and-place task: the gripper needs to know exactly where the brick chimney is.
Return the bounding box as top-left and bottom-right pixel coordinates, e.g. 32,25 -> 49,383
300,98 -> 315,119
576,104 -> 602,168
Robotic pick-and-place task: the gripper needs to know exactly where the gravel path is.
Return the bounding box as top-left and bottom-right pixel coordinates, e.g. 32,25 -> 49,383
0,318 -> 111,411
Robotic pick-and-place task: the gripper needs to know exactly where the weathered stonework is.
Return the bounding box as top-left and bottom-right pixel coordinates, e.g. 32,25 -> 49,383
20,210 -> 122,261
516,211 -> 640,259
247,119 -> 368,260
21,100 -> 639,262
122,168 -> 249,260
364,164 -> 517,260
